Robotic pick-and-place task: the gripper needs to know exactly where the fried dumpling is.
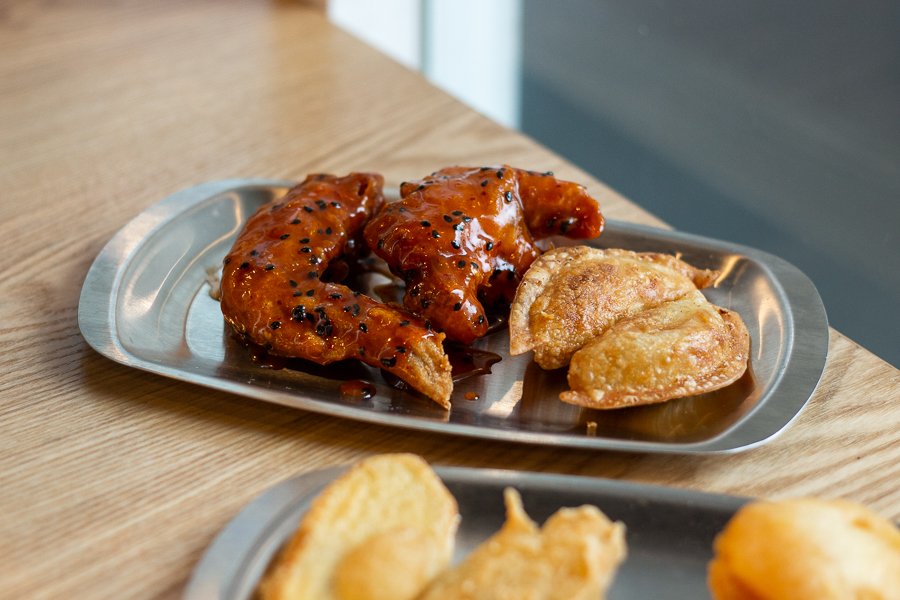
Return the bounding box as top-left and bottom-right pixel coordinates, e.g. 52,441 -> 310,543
258,454 -> 459,600
561,290 -> 750,409
418,488 -> 627,600
509,247 -> 718,369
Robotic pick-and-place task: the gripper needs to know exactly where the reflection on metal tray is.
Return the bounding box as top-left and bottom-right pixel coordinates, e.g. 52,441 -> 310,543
182,466 -> 750,600
78,179 -> 829,453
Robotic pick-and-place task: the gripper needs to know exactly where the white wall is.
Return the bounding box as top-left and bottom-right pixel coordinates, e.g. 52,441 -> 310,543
328,0 -> 522,129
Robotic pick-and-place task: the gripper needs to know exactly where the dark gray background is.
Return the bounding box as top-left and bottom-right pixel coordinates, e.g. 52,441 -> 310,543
519,0 -> 900,368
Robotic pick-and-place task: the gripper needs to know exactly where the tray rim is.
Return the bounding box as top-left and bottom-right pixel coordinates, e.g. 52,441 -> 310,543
78,178 -> 830,454
181,465 -> 752,600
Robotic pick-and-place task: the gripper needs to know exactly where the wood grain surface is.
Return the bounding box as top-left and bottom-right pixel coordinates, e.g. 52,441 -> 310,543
1,2 -> 898,599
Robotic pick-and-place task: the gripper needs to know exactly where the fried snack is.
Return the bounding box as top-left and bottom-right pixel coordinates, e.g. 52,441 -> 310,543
363,166 -> 604,344
258,454 -> 460,600
220,173 -> 453,407
708,497 -> 900,600
510,246 -> 718,369
562,290 -> 750,409
419,488 -> 627,600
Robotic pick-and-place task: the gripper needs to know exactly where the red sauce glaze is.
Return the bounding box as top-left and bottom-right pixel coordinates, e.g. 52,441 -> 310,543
363,166 -> 604,344
220,173 -> 451,403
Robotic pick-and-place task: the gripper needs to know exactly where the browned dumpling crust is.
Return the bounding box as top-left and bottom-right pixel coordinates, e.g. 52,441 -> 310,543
509,247 -> 719,370
561,290 -> 750,409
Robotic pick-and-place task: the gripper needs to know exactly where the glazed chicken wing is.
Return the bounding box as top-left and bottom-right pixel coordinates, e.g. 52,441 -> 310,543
220,173 -> 453,407
362,166 -> 604,344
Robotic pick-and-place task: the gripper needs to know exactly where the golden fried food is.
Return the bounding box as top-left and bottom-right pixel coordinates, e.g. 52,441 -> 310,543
220,173 -> 452,407
363,166 -> 604,345
418,488 -> 627,600
258,454 -> 460,600
708,497 -> 900,600
562,290 -> 750,409
509,247 -> 718,369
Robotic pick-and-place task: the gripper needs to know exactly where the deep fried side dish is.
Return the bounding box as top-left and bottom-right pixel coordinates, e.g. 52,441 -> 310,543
258,454 -> 460,600
220,173 -> 453,406
708,497 -> 900,600
562,290 -> 750,409
418,488 -> 627,600
363,166 -> 604,344
510,247 -> 719,369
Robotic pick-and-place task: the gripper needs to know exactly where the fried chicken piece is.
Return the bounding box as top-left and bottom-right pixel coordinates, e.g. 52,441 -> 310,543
362,166 -> 604,344
258,454 -> 460,600
418,488 -> 627,600
708,498 -> 900,600
509,246 -> 719,369
220,173 -> 453,407
562,290 -> 750,409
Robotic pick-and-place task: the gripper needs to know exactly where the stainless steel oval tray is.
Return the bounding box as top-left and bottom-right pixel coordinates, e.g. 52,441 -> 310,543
78,179 -> 829,453
183,466 -> 750,600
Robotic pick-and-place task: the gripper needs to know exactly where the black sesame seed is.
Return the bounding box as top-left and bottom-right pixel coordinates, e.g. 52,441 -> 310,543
400,182 -> 407,187
471,261 -> 478,269
250,250 -> 258,256
280,234 -> 290,240
400,320 -> 410,326
453,301 -> 462,311
314,306 -> 325,313
416,185 -> 424,192
425,321 -> 432,331
302,247 -> 311,252
315,200 -> 326,209
353,291 -> 361,297
317,229 -> 324,234
270,321 -> 281,329
504,191 -> 512,202
299,238 -> 310,243
462,216 -> 472,222
544,171 -> 553,176
325,227 -> 332,235
343,305 -> 351,312
451,240 -> 460,249
310,256 -> 319,264
420,220 -> 431,227
293,290 -> 303,297
497,170 -> 503,178
331,201 -> 340,208
546,217 -> 556,228
481,180 -> 488,187
352,303 -> 360,316
560,219 -> 574,234
491,269 -> 501,280
399,207 -> 406,212
303,206 -> 313,213
410,287 -> 419,297
265,264 -> 274,271
292,305 -> 306,321
359,322 -> 368,333
454,224 -> 463,231
306,289 -> 315,297
315,324 -> 325,336
377,239 -> 384,250
396,346 -> 406,353
308,271 -> 318,279
457,260 -> 466,268
444,215 -> 452,223
289,280 -> 297,287
359,347 -> 365,355
432,230 -> 440,239
291,219 -> 302,225
480,166 -> 490,171
478,314 -> 485,324
305,313 -> 316,323
485,242 -> 493,251
422,300 -> 430,308
329,293 -> 341,299
381,357 -> 397,367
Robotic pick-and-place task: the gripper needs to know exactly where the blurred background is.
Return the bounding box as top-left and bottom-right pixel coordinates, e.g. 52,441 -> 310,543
328,0 -> 900,369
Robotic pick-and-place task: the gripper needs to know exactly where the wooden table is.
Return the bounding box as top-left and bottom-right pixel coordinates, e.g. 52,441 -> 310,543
2,2 -> 898,598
